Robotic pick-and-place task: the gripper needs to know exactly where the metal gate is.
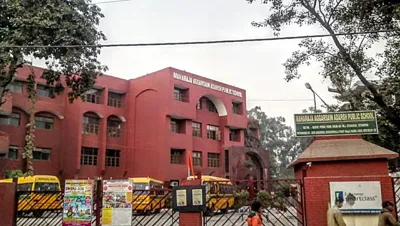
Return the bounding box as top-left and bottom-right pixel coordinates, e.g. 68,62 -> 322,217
392,177 -> 400,221
202,179 -> 305,226
14,179 -> 304,226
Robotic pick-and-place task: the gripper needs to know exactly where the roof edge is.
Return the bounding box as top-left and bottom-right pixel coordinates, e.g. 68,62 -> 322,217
287,153 -> 399,168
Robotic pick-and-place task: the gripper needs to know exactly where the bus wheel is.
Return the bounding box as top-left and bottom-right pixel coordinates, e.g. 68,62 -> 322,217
154,209 -> 161,214
221,208 -> 228,214
33,211 -> 44,218
17,212 -> 23,217
205,206 -> 215,216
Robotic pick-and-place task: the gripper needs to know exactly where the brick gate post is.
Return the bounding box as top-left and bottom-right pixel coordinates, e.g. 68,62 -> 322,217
0,178 -> 17,226
178,178 -> 202,226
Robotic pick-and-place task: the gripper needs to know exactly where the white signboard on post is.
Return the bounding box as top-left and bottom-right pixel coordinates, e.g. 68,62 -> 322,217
329,181 -> 382,214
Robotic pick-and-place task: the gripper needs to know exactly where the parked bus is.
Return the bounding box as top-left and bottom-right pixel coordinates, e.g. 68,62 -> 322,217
130,177 -> 166,214
0,175 -> 62,217
187,175 -> 235,215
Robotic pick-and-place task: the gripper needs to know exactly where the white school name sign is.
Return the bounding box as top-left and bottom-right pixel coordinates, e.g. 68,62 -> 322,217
173,72 -> 243,98
329,181 -> 382,214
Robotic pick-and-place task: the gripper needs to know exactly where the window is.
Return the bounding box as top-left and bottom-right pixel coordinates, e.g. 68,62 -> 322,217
108,118 -> 121,137
7,82 -> 23,93
170,149 -> 184,164
80,147 -> 98,166
207,99 -> 217,113
83,114 -> 100,135
106,149 -> 120,167
33,148 -> 51,160
82,89 -> 100,104
108,92 -> 122,108
192,151 -> 202,167
174,88 -> 187,102
37,84 -> 52,97
207,125 -> 220,140
0,112 -> 20,126
0,146 -> 19,159
232,102 -> 242,115
171,119 -> 184,133
208,153 -> 220,167
196,98 -> 203,110
192,122 -> 201,137
229,129 -> 240,142
35,116 -> 54,130
17,184 -> 32,191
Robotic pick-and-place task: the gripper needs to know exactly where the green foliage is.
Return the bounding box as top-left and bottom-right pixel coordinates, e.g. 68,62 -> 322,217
5,169 -> 29,178
247,106 -> 311,178
247,0 -> 400,163
233,190 -> 250,209
0,0 -> 108,105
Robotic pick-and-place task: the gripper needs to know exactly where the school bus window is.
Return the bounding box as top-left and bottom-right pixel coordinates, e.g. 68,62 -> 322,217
17,183 -> 33,191
133,183 -> 149,195
34,182 -> 59,191
219,184 -> 233,194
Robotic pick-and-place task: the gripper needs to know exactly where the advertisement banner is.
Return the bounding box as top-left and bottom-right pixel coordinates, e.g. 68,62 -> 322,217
294,111 -> 378,137
62,180 -> 94,226
102,180 -> 133,226
329,181 -> 382,214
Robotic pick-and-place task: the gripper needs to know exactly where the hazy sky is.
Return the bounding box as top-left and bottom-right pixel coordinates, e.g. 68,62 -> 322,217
93,0 -> 341,126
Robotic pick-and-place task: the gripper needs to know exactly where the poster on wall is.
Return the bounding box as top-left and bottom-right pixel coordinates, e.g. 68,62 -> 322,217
62,180 -> 94,226
329,181 -> 382,214
102,180 -> 133,226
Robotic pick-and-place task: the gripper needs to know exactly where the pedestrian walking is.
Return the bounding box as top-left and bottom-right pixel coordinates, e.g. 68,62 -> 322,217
327,197 -> 346,226
378,201 -> 400,226
247,200 -> 262,226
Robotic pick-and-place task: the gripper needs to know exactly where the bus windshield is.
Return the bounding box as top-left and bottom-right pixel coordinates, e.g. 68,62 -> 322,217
34,182 -> 60,191
133,183 -> 149,195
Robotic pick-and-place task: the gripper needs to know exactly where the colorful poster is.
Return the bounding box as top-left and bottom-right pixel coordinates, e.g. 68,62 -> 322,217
102,180 -> 133,226
176,189 -> 187,207
62,180 -> 94,226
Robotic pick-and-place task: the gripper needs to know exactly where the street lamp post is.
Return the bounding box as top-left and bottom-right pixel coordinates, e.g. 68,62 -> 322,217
305,83 -> 317,111
305,83 -> 330,112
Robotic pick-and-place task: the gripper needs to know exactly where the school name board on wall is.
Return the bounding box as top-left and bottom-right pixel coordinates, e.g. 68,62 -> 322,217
173,72 -> 243,98
329,181 -> 382,214
294,110 -> 379,137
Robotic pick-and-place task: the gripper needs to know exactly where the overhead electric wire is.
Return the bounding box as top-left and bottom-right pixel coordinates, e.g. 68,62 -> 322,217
1,29 -> 399,49
247,99 -> 313,102
91,0 -> 132,5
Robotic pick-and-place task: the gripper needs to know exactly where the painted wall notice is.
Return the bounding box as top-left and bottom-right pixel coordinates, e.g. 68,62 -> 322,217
102,180 -> 133,226
176,190 -> 187,207
62,180 -> 94,226
330,181 -> 382,214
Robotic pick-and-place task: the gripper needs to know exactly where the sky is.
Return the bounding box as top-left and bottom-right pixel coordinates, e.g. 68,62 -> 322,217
40,0 -> 344,127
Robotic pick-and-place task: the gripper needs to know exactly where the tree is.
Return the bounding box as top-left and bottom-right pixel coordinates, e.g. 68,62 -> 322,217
0,0 -> 108,106
247,106 -> 311,178
246,0 -> 400,132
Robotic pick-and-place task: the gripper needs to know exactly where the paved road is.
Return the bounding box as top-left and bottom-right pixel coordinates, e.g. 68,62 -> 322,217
17,209 -> 299,226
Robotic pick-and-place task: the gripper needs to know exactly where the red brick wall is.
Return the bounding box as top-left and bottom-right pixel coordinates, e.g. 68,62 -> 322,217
304,176 -> 394,226
0,183 -> 16,226
303,159 -> 389,177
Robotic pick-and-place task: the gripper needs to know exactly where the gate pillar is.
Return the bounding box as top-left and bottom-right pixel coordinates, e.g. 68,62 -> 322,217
288,135 -> 399,226
0,179 -> 17,226
178,178 -> 202,226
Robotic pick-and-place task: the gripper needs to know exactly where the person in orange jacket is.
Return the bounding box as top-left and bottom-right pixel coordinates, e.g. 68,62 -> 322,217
247,200 -> 263,226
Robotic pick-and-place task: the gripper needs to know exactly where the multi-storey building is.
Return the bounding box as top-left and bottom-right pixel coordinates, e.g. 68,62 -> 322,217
0,66 -> 269,181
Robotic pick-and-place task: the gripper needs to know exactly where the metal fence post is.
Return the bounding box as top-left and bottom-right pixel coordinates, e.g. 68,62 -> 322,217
12,177 -> 18,226
95,179 -> 103,226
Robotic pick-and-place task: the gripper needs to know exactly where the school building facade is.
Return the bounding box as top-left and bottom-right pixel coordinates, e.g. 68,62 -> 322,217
0,65 -> 269,182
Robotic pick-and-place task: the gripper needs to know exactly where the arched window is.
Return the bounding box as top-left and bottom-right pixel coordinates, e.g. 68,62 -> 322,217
83,112 -> 100,135
107,116 -> 122,137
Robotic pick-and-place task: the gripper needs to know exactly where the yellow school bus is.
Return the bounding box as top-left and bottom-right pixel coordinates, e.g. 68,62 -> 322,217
187,175 -> 235,215
130,177 -> 166,214
0,175 -> 62,217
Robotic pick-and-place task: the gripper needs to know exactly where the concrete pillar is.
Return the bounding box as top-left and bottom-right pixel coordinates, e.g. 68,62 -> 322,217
179,178 -> 202,226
